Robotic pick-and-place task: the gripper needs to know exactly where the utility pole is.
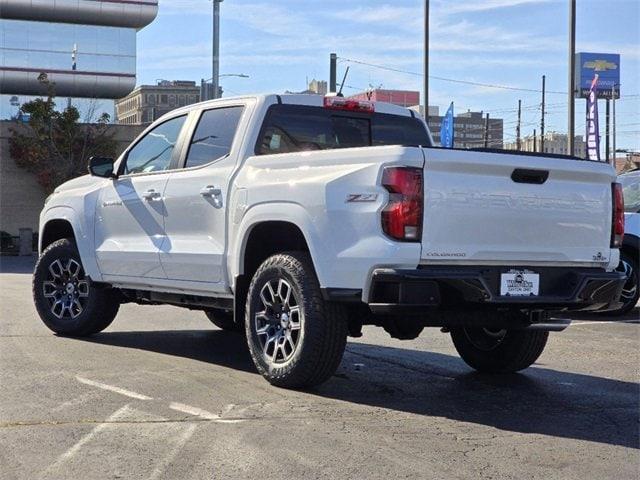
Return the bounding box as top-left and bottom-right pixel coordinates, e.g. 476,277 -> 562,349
329,53 -> 337,93
533,129 -> 537,152
568,0 -> 576,156
483,113 -> 490,148
211,0 -> 223,99
540,75 -> 546,152
605,99 -> 610,162
516,99 -> 522,150
423,0 -> 429,117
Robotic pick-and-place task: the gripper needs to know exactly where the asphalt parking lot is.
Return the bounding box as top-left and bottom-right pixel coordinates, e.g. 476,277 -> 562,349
1,256 -> 638,480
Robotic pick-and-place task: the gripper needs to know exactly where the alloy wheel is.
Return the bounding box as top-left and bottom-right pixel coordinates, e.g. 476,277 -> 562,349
42,258 -> 89,319
254,278 -> 303,364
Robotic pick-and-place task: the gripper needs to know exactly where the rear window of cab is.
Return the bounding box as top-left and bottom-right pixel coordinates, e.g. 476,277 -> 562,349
255,104 -> 431,155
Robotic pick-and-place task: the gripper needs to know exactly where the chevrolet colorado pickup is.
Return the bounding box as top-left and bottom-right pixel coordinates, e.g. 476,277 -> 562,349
33,94 -> 626,388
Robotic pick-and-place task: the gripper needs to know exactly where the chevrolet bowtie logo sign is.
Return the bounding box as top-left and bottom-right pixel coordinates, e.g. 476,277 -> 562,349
583,59 -> 618,72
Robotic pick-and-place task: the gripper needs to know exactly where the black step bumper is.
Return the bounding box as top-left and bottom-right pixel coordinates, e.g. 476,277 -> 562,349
368,265 -> 626,314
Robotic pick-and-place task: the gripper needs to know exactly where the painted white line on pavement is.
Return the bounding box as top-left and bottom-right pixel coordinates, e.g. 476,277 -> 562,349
568,319 -> 639,326
147,423 -> 197,480
76,376 -> 153,401
169,402 -> 244,423
44,404 -> 131,475
169,402 -> 220,420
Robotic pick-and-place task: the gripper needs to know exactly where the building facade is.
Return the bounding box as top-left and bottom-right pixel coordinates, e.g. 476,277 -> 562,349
504,132 -> 586,157
0,0 -> 158,99
410,106 -> 504,149
116,80 -> 201,125
348,89 -> 420,108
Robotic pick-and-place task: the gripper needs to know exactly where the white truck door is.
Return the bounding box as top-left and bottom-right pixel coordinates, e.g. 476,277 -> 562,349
95,114 -> 189,279
160,106 -> 245,288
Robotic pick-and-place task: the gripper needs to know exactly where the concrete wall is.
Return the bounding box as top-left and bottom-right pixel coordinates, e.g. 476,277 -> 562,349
0,120 -> 144,235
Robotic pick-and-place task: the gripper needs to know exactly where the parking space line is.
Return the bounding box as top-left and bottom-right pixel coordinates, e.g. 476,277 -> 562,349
44,404 -> 131,474
148,423 -> 197,480
169,402 -> 220,420
75,376 -> 153,401
169,402 -> 244,423
568,319 -> 639,326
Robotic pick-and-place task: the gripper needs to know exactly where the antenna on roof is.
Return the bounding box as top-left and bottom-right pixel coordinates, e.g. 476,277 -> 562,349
337,66 -> 350,97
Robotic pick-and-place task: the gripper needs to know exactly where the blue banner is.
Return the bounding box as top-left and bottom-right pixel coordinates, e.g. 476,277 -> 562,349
586,75 -> 600,161
440,102 -> 454,148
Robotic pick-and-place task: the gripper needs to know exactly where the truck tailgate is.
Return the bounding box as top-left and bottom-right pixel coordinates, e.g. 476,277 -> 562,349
420,148 -> 617,266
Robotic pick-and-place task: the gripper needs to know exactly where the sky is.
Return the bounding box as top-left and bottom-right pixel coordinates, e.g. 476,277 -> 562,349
136,0 -> 639,151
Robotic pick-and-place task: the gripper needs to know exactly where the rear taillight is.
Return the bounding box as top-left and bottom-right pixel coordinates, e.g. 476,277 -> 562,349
381,167 -> 423,241
611,182 -> 625,248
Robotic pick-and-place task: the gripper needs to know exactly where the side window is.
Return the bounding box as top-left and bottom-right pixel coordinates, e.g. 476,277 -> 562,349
123,115 -> 187,175
184,106 -> 244,168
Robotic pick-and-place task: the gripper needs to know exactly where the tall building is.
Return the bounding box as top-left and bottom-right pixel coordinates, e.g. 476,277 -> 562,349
410,106 -> 504,149
0,0 -> 158,101
116,80 -> 201,125
308,79 -> 327,95
504,132 -> 586,157
348,89 -> 420,108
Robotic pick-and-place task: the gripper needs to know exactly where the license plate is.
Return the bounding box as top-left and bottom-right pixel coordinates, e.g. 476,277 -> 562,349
500,270 -> 540,296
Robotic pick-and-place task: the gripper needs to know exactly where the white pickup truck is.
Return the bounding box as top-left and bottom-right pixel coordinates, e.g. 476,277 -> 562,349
33,94 -> 626,388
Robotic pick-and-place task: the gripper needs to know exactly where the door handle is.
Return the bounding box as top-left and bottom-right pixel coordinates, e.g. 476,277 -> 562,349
141,189 -> 161,201
200,185 -> 222,197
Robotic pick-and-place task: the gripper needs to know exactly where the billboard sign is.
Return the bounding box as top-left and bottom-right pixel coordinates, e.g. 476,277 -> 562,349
575,52 -> 620,99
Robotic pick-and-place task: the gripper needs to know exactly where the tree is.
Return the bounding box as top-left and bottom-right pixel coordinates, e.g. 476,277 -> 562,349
9,74 -> 117,193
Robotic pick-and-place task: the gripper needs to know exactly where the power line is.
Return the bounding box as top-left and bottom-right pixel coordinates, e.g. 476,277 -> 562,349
338,56 -> 639,99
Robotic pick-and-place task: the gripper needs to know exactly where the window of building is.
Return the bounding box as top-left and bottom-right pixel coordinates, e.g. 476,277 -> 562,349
123,115 -> 187,174
160,94 -> 168,104
184,107 -> 244,168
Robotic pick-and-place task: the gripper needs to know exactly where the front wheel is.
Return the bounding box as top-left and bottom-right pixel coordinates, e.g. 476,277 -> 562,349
245,252 -> 348,388
450,326 -> 548,373
33,238 -> 120,336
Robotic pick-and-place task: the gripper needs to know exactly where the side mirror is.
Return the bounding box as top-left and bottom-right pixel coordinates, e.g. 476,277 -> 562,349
88,156 -> 115,178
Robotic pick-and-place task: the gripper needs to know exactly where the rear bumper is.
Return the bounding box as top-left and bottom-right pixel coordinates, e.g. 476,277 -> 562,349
368,265 -> 626,314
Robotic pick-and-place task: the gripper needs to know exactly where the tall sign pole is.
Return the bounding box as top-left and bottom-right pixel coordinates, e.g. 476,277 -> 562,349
612,85 -> 616,166
568,0 -> 576,155
423,0 -> 429,118
212,0 -> 223,99
329,53 -> 337,93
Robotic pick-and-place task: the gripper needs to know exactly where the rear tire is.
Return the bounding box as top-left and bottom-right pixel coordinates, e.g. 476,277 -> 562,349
609,250 -> 639,316
33,238 -> 119,336
450,326 -> 548,373
204,309 -> 242,332
245,252 -> 348,388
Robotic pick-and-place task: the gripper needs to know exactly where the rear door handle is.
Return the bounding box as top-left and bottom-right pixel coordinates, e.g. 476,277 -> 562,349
200,185 -> 222,197
511,168 -> 549,185
141,189 -> 161,201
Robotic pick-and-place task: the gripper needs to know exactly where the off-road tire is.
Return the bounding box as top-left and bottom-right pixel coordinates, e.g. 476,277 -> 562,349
450,327 -> 549,373
204,309 -> 243,332
245,251 -> 348,388
33,238 -> 119,336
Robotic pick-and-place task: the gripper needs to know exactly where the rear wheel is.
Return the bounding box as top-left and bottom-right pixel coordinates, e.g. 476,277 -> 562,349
450,326 -> 548,373
204,309 -> 242,332
610,250 -> 639,316
245,252 -> 348,388
33,238 -> 119,336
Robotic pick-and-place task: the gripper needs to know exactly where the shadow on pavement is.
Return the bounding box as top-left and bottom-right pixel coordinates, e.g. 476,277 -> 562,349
85,328 -> 638,450
0,255 -> 36,274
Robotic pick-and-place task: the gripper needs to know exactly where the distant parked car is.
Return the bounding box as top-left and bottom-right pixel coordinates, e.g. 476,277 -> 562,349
610,170 -> 640,314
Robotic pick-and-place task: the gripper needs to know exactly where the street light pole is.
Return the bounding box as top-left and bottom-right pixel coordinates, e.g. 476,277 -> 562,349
212,0 -> 223,99
423,0 -> 429,118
